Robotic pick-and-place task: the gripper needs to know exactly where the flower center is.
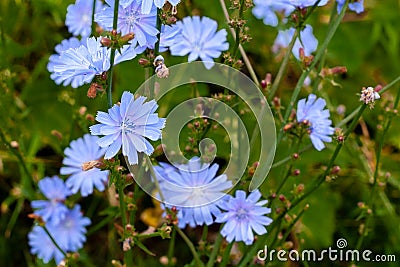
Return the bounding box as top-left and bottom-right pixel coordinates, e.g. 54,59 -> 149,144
236,208 -> 248,220
125,9 -> 141,27
82,14 -> 90,24
121,118 -> 136,134
192,41 -> 203,53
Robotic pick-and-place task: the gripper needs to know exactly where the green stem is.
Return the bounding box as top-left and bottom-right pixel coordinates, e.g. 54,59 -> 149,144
238,103 -> 367,267
269,204 -> 308,250
356,86 -> 400,250
207,233 -> 223,267
290,104 -> 367,210
201,225 -> 208,242
42,225 -> 68,257
175,226 -> 203,267
231,0 -> 245,58
276,1 -> 349,145
269,29 -> 300,100
91,0 -> 97,36
271,145 -> 312,169
154,8 -> 162,54
219,241 -> 234,267
0,129 -> 34,198
107,0 -> 120,108
219,0 -> 260,87
167,229 -> 176,267
117,179 -> 133,267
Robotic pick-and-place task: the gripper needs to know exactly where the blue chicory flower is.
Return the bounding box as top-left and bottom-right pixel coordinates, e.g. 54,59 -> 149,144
337,0 -> 364,14
31,176 -> 71,225
60,134 -> 109,197
252,0 -> 294,27
169,16 -> 229,69
155,157 -> 232,228
90,91 -> 166,165
296,94 -> 335,151
95,0 -> 158,48
66,0 -> 104,37
47,37 -> 137,88
272,24 -> 318,60
216,190 -> 273,245
159,23 -> 182,52
28,205 -> 91,264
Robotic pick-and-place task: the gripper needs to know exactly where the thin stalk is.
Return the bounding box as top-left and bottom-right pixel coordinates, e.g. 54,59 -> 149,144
231,0 -> 245,58
270,134 -> 304,207
175,226 -> 203,267
219,0 -> 260,87
91,0 -> 97,36
277,1 -> 349,145
219,241 -> 234,267
269,29 -> 300,100
154,8 -> 162,54
201,225 -> 208,242
117,179 -> 133,267
167,229 -> 177,267
291,104 -> 367,210
0,130 -> 33,182
271,145 -> 312,169
206,232 -> 223,267
42,225 -> 68,257
269,204 -> 308,250
239,103 -> 367,267
0,129 -> 34,198
106,0 -> 120,108
356,86 -> 400,250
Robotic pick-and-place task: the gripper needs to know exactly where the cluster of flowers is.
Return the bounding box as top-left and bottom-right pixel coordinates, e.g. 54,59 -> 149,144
29,134 -> 108,264
29,0 -> 363,264
155,157 -> 273,245
253,0 -> 365,60
28,92 -> 274,263
48,0 -> 229,90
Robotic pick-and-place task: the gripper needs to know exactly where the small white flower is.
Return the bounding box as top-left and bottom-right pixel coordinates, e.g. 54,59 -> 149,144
360,86 -> 380,108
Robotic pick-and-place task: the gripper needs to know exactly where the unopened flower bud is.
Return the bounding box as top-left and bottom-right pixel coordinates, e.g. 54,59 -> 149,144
79,106 -> 87,115
295,184 -> 305,194
293,169 -> 301,176
120,33 -> 135,43
261,79 -> 267,89
331,165 -> 340,174
85,114 -> 95,122
100,37 -> 112,47
138,58 -> 150,66
273,97 -> 281,109
51,130 -> 63,141
126,224 -> 133,231
283,123 -> 293,132
10,141 -> 19,148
